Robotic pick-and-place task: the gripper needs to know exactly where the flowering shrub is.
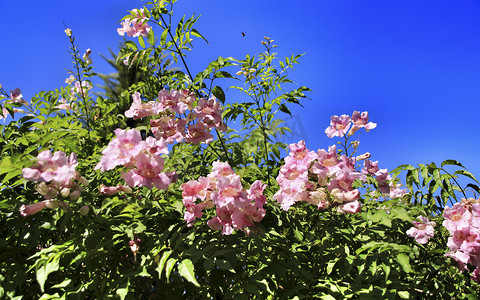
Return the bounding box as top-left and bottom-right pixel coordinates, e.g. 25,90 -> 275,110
181,161 -> 267,235
443,199 -> 480,282
1,1 -> 480,299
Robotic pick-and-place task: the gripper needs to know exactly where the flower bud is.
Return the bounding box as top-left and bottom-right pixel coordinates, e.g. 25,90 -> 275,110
35,182 -> 49,195
79,205 -> 90,216
236,70 -> 243,75
70,190 -> 82,201
355,152 -> 371,161
65,28 -> 72,37
79,177 -> 89,186
60,188 -> 70,198
117,185 -> 132,194
45,200 -> 60,209
351,141 -> 360,149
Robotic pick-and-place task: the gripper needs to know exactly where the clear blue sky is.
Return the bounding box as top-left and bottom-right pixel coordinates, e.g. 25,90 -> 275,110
1,0 -> 480,180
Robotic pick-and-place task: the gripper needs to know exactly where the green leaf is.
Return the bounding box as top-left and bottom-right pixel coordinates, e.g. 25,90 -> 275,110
161,27 -> 168,45
147,28 -> 155,45
191,28 -> 208,43
116,280 -> 130,300
455,169 -> 478,182
39,293 -> 61,300
36,256 -> 60,292
441,159 -> 465,168
51,279 -> 71,289
279,104 -> 291,116
398,291 -> 410,299
396,253 -> 413,273
178,259 -> 200,287
138,36 -> 145,48
212,86 -> 226,103
294,229 -> 304,241
156,250 -> 172,278
165,258 -> 178,281
467,183 -> 480,194
214,71 -> 234,79
124,41 -> 137,51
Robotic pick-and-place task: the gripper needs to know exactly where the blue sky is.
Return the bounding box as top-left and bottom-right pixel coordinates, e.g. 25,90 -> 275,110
1,0 -> 480,183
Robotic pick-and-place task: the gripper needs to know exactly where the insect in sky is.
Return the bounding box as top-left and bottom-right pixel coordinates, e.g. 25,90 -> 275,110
241,32 -> 246,37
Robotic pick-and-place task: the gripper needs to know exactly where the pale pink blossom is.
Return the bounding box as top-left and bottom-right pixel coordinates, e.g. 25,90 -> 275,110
185,122 -> 213,144
20,200 -> 68,217
95,128 -> 143,171
124,92 -> 159,119
325,114 -> 351,138
350,110 -> 377,134
150,117 -> 186,144
193,97 -> 223,129
10,88 -> 27,105
22,151 -> 77,184
337,200 -> 362,214
443,203 -> 472,232
182,162 -> 267,235
406,216 -> 436,244
122,152 -> 174,190
71,81 -> 92,96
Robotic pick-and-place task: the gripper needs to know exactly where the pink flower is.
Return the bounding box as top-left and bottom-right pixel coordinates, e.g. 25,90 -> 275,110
362,159 -> 380,175
150,117 -> 186,144
406,216 -> 436,244
100,185 -> 120,195
337,200 -> 362,214
71,81 -> 91,96
209,161 -> 234,178
20,200 -> 66,217
325,114 -> 351,138
185,121 -> 213,144
122,152 -> 174,190
182,162 -> 266,235
55,98 -> 73,111
117,9 -> 152,38
443,203 -> 472,233
22,151 -> 77,184
124,92 -> 159,119
0,105 -> 9,122
95,128 -> 143,171
157,89 -> 190,115
350,110 -> 377,134
10,88 -> 27,105
193,97 -> 224,129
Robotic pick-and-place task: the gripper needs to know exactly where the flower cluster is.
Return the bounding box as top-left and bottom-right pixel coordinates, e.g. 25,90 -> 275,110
236,67 -> 256,80
95,128 -> 177,190
83,48 -> 92,65
274,140 -> 363,213
325,110 -> 377,138
125,90 -> 226,144
70,80 -> 92,96
443,198 -> 480,282
181,162 -> 267,235
406,216 -> 436,244
117,8 -> 151,38
0,88 -> 27,122
100,184 -> 133,195
361,158 -> 407,199
21,150 -> 88,216
274,140 -> 404,213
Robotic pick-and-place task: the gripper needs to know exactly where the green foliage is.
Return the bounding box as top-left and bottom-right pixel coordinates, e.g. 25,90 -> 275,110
0,1 -> 479,299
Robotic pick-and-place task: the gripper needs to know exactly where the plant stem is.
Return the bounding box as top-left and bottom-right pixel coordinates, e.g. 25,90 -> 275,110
159,14 -> 233,167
